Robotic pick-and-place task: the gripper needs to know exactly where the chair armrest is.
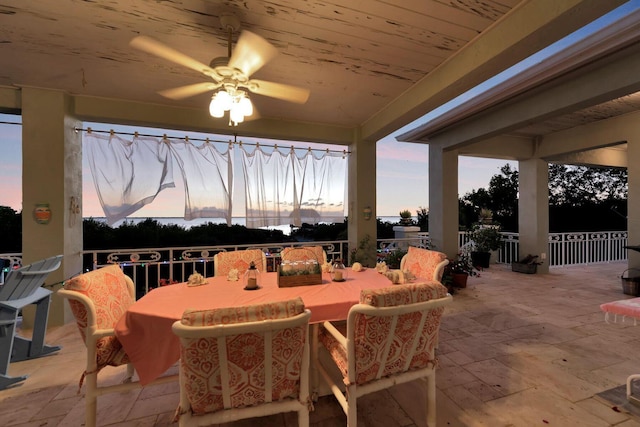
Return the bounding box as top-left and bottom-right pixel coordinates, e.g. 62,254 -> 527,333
322,321 -> 347,348
92,328 -> 116,340
434,259 -> 449,282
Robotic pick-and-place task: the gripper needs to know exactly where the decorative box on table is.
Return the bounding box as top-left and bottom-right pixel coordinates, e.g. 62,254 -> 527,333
277,259 -> 323,287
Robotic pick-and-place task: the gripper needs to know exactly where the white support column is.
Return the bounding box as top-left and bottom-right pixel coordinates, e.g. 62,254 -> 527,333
428,145 -> 459,257
347,133 -> 377,266
628,137 -> 640,269
22,87 -> 82,326
518,158 -> 550,274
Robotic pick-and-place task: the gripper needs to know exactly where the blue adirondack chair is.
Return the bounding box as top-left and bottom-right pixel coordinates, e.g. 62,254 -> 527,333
0,255 -> 63,389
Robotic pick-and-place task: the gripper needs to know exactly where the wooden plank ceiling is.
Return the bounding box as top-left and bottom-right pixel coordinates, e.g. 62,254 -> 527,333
0,0 -> 518,128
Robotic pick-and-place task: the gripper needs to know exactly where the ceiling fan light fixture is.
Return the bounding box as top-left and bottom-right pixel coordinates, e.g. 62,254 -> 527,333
230,103 -> 245,124
209,98 -> 225,118
239,93 -> 253,116
213,89 -> 233,111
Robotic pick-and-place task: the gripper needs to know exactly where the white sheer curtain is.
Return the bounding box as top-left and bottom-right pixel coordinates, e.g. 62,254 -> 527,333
84,133 -> 175,225
241,145 -> 347,227
85,131 -> 346,228
85,133 -> 232,224
292,150 -> 347,225
167,139 -> 232,223
241,146 -> 293,228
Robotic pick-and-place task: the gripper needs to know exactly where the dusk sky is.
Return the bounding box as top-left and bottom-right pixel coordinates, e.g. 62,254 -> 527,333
1,1 -> 635,220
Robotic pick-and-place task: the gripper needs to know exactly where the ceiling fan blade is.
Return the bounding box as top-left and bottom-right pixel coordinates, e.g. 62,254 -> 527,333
247,79 -> 310,104
228,31 -> 278,77
158,82 -> 220,100
130,36 -> 218,79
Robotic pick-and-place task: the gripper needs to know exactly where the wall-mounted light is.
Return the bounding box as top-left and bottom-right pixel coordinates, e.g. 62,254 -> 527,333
363,206 -> 372,221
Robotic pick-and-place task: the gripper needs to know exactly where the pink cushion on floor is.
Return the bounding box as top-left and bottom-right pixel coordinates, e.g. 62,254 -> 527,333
601,297 -> 640,318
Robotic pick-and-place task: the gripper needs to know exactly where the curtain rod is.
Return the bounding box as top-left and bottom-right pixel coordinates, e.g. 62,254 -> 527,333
74,126 -> 350,155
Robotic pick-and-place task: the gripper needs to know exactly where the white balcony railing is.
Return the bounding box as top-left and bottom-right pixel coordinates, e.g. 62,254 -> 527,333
0,231 -> 630,292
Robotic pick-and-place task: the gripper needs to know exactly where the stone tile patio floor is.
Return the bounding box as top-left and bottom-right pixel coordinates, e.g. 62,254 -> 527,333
3,261 -> 640,426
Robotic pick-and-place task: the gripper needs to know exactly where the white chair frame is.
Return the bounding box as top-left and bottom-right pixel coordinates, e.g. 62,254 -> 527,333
172,309 -> 312,427
213,249 -> 268,277
58,274 -> 176,427
313,295 -> 452,427
400,253 -> 449,282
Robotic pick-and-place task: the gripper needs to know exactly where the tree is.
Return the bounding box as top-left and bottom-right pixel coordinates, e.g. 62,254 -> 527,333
548,164 -> 627,231
460,163 -> 627,233
549,164 -> 627,207
416,206 -> 428,231
460,164 -> 518,231
0,206 -> 21,252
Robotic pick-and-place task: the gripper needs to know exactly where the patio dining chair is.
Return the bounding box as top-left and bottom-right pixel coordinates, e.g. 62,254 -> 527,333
313,282 -> 452,427
213,248 -> 267,277
281,245 -> 327,265
400,246 -> 449,282
172,297 -> 312,426
0,254 -> 63,390
58,264 -> 175,427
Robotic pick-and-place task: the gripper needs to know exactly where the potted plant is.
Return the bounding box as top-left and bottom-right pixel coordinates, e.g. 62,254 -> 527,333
399,209 -> 413,225
443,254 -> 478,289
511,254 -> 542,274
468,223 -> 503,269
383,248 -> 407,269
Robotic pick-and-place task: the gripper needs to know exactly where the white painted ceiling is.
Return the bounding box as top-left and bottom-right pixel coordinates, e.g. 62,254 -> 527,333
0,0 -> 631,139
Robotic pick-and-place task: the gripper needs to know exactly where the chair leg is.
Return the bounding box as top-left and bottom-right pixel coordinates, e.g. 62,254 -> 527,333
426,373 -> 436,427
85,371 -> 98,427
27,295 -> 61,358
8,296 -> 61,363
0,373 -> 27,390
298,407 -> 310,427
346,385 -> 357,427
0,317 -> 17,376
125,363 -> 134,382
0,314 -> 27,390
311,324 -> 319,401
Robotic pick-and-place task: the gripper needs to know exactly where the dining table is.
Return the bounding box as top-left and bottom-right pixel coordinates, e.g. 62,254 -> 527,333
114,268 -> 443,385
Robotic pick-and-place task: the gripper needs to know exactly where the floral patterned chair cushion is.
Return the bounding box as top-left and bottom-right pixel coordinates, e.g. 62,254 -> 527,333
62,265 -> 133,371
280,246 -> 327,265
401,246 -> 448,281
320,283 -> 448,386
178,298 -> 307,415
213,249 -> 267,277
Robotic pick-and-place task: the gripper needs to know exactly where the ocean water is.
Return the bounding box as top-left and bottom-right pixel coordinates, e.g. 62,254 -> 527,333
88,216 -> 403,235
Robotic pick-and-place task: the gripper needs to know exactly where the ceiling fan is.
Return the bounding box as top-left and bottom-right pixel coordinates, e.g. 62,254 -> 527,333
130,14 -> 310,125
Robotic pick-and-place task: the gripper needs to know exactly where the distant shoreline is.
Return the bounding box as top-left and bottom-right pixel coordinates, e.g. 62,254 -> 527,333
86,216 -> 403,234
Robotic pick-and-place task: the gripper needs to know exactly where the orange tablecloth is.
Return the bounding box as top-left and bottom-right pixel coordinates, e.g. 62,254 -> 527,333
115,269 -> 438,385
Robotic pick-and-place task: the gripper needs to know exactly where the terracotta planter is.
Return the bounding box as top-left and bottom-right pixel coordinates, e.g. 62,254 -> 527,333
451,272 -> 469,288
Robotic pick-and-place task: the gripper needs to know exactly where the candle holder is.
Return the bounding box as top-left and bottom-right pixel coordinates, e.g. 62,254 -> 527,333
243,261 -> 261,290
331,259 -> 348,282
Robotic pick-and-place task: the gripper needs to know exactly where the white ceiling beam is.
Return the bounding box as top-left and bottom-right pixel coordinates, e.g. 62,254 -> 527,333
361,0 -> 625,142
538,110 -> 640,158
415,43 -> 640,152
546,146 -> 627,168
